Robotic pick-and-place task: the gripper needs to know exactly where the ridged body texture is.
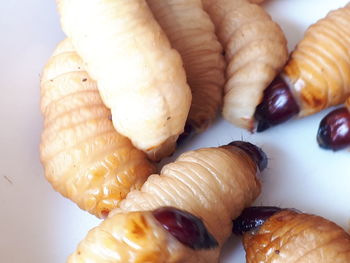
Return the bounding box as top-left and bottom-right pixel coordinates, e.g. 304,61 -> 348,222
40,39 -> 155,218
57,0 -> 192,161
243,210 -> 350,263
283,4 -> 350,117
202,0 -> 288,130
68,211 -> 197,263
114,145 -> 261,261
147,0 -> 225,132
68,145 -> 261,262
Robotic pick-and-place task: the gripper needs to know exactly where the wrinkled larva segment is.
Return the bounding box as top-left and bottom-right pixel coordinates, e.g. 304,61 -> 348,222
113,145 -> 261,261
243,210 -> 350,263
202,0 -> 288,130
67,211 -> 200,263
57,0 -> 192,161
147,0 -> 225,133
283,4 -> 350,117
40,39 -> 155,218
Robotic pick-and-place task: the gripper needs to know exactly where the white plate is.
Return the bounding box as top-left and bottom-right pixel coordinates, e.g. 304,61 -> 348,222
1,0 -> 349,262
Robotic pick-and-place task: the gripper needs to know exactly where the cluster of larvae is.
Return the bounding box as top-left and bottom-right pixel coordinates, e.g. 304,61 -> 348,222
39,0 -> 350,262
254,3 -> 350,151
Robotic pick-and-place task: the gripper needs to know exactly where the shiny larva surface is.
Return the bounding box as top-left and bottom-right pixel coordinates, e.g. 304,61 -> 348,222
232,206 -> 283,235
242,209 -> 350,263
254,76 -> 300,132
317,107 -> 350,151
153,207 -> 219,250
1,0 -> 349,263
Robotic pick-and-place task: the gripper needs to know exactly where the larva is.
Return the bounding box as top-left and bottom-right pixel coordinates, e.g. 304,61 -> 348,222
68,141 -> 265,262
147,0 -> 225,134
256,4 -> 350,132
57,0 -> 192,161
40,39 -> 155,218
202,0 -> 288,131
234,207 -> 350,263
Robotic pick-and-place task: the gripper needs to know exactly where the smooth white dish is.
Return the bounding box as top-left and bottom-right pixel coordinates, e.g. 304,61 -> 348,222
0,0 -> 349,262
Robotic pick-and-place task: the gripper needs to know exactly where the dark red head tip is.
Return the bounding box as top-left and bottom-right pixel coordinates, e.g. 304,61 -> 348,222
233,206 -> 282,235
317,107 -> 350,151
153,207 -> 218,250
228,141 -> 268,172
255,76 -> 300,132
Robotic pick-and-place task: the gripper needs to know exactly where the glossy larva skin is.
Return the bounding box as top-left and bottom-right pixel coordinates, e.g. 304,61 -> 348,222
243,210 -> 350,263
317,106 -> 350,150
40,40 -> 155,218
283,4 -> 350,117
254,77 -> 300,132
57,0 -> 192,161
110,145 -> 261,262
147,0 -> 225,133
202,0 -> 288,130
67,211 -> 198,263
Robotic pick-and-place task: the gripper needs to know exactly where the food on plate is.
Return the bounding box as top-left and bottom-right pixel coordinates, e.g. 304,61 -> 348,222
147,0 -> 225,134
317,101 -> 350,151
234,207 -> 350,263
57,0 -> 192,161
202,0 -> 288,130
67,207 -> 218,262
40,39 -> 155,218
69,141 -> 265,262
256,3 -> 350,131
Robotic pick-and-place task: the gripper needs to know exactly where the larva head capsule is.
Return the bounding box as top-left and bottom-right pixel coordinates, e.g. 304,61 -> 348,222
228,141 -> 268,172
232,206 -> 282,235
254,76 -> 300,132
153,207 -> 218,250
317,107 -> 350,151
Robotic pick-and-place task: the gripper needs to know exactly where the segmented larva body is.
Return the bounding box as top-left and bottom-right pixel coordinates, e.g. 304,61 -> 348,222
69,146 -> 260,263
202,0 -> 288,130
40,39 -> 155,218
68,211 -> 200,263
115,145 -> 260,261
147,0 -> 225,133
57,0 -> 192,161
243,210 -> 350,263
283,4 -> 350,117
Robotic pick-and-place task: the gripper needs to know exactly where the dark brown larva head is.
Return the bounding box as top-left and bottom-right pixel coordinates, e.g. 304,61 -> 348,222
317,107 -> 350,151
153,207 -> 218,250
228,141 -> 268,172
254,76 -> 300,132
233,206 -> 283,235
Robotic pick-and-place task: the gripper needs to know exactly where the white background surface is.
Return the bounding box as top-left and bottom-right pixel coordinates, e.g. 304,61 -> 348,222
1,0 -> 349,262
